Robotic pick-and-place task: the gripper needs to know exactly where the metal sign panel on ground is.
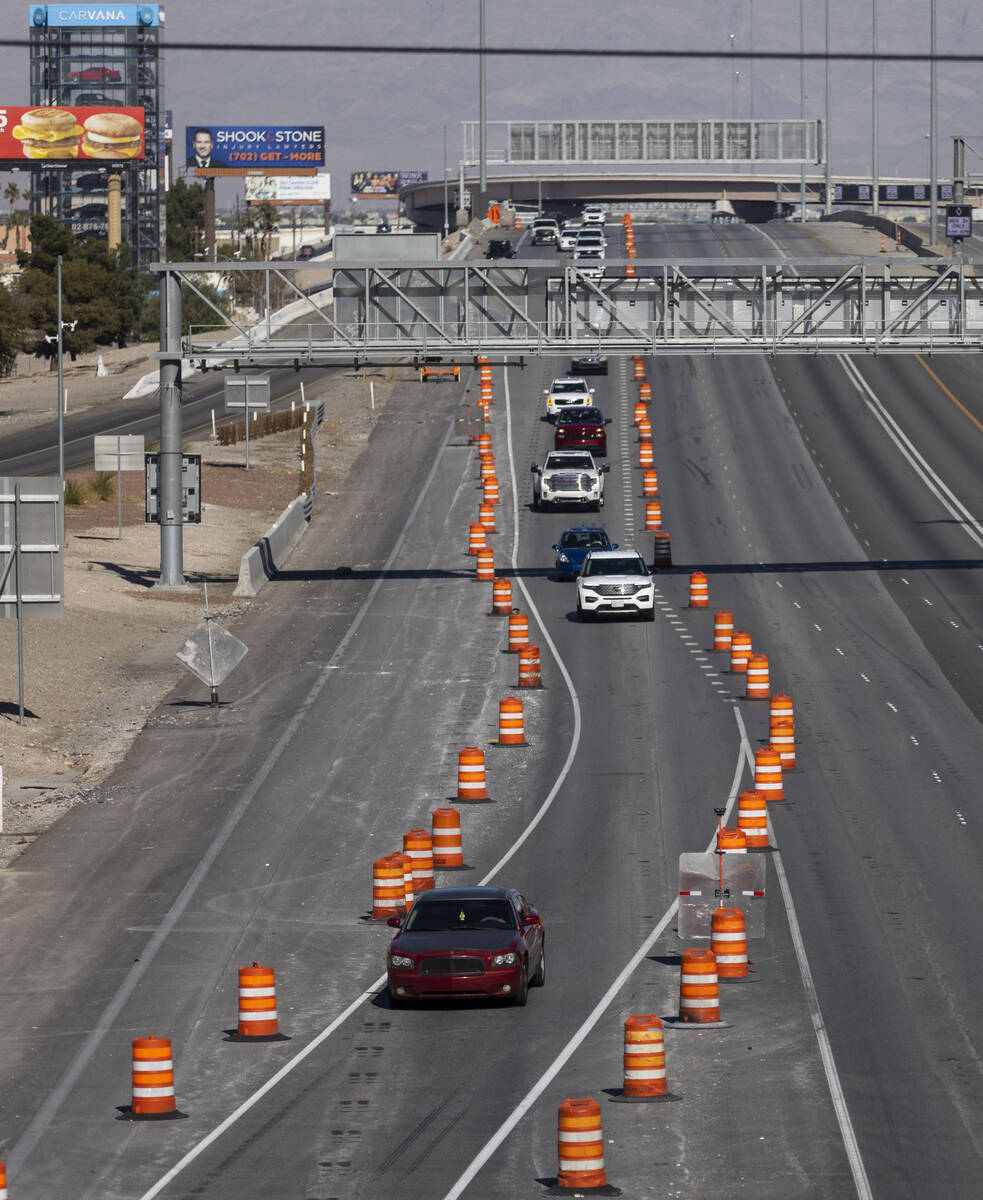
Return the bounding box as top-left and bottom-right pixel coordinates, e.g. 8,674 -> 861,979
678,851 -> 766,940
0,476 -> 63,619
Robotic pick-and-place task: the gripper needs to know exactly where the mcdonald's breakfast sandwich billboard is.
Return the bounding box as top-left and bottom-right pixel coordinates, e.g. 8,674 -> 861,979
0,105 -> 144,160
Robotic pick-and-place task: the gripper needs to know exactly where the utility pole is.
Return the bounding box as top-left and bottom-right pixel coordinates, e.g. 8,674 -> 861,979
478,0 -> 487,214
872,0 -> 879,215
824,0 -> 832,216
929,0 -> 938,243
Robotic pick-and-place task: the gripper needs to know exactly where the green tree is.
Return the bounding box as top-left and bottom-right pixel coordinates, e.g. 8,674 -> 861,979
0,278 -> 24,376
139,279 -> 229,341
165,178 -> 206,261
3,181 -> 21,251
15,214 -> 145,357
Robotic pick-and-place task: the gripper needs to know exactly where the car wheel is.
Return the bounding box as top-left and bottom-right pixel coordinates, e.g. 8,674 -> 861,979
511,961 -> 529,1006
593,499 -> 602,513
531,941 -> 546,987
577,601 -> 591,623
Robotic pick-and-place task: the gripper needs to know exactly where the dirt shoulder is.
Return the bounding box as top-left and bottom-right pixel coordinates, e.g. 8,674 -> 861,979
0,364 -> 403,867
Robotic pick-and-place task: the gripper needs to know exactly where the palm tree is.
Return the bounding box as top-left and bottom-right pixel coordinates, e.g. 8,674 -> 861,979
3,182 -> 21,250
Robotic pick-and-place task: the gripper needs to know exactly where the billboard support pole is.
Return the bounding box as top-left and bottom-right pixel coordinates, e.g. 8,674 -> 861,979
204,178 -> 216,260
157,268 -> 186,588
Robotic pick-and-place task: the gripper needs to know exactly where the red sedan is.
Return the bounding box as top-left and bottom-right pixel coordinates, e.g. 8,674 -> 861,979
68,66 -> 122,83
387,886 -> 545,1006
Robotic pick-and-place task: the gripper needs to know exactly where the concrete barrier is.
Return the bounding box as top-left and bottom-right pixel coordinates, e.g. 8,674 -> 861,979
234,494 -> 309,597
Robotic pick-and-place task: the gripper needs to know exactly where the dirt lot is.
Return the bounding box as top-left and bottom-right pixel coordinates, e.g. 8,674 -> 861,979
0,352 -> 400,867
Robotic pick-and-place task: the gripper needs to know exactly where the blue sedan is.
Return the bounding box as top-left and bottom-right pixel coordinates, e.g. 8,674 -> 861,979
552,526 -> 616,579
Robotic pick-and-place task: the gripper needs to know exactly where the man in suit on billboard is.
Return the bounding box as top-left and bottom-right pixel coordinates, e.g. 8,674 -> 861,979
187,128 -> 220,168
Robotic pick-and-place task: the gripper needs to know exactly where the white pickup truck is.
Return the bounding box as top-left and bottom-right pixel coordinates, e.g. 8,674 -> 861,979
531,450 -> 609,512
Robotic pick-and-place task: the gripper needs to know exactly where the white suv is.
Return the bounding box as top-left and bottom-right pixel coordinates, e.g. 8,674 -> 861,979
581,204 -> 606,226
544,376 -> 594,418
576,549 -> 655,621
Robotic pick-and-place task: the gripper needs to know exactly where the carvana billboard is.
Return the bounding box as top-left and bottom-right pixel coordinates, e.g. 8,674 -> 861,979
29,5 -> 162,27
350,170 -> 428,196
0,105 -> 144,160
186,126 -> 324,169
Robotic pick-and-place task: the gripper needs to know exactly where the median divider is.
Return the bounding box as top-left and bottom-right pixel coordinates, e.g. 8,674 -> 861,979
234,495 -> 310,597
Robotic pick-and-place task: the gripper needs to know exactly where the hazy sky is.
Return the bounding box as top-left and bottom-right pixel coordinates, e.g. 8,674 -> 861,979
2,2 -> 982,210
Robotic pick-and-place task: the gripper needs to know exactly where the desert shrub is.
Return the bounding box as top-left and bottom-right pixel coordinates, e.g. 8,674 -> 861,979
64,478 -> 85,506
91,471 -> 115,501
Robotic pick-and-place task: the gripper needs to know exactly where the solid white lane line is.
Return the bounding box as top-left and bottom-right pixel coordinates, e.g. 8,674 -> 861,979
441,709 -> 750,1200
837,354 -> 983,551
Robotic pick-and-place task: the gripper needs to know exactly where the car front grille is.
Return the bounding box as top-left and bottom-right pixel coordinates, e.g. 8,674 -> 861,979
593,583 -> 644,596
419,956 -> 486,977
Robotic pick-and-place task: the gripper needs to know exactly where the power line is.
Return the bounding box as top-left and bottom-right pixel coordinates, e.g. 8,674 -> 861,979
3,38 -> 983,63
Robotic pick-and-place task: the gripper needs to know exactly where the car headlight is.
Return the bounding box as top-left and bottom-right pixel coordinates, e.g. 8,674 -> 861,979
490,952 -> 518,967
580,587 -> 598,596
389,955 -> 414,969
557,552 -> 570,563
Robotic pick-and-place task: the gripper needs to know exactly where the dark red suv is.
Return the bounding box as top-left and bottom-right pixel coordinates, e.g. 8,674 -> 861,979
553,406 -> 607,455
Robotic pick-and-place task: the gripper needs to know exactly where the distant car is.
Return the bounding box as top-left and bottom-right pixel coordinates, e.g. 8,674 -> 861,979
544,375 -> 594,418
376,221 -> 391,233
571,353 -> 608,375
530,218 -> 559,246
485,238 -> 516,259
74,203 -> 108,220
386,886 -> 545,1007
574,229 -> 606,253
67,66 -> 121,83
556,226 -> 581,252
74,92 -> 114,105
582,204 -> 606,226
296,245 -> 315,260
554,406 -> 607,455
73,172 -> 108,192
532,449 -> 608,511
553,526 -> 616,579
576,549 -> 655,621
573,250 -> 604,278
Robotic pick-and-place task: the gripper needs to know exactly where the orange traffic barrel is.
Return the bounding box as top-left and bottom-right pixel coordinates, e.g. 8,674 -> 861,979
478,502 -> 496,532
642,467 -> 659,497
754,745 -> 784,800
638,440 -> 654,468
770,692 -> 794,732
639,381 -> 651,403
716,826 -> 747,853
475,547 -> 494,582
729,630 -> 752,673
0,1160 -> 5,1199
637,417 -> 652,442
713,610 -> 733,651
372,854 -> 406,918
403,828 -> 435,892
480,382 -> 493,406
633,401 -> 647,425
483,475 -> 500,505
626,246 -> 637,259
129,1034 -> 185,1119
621,1014 -> 668,1099
689,570 -> 709,608
737,790 -> 771,848
712,909 -> 749,979
518,644 -> 542,687
467,522 -> 486,555
397,851 -> 415,913
498,696 -> 526,745
476,431 -> 492,454
644,500 -> 662,531
432,807 -> 464,867
677,949 -> 721,1024
625,262 -> 637,277
633,359 -> 645,380
457,746 -> 488,801
771,717 -> 796,769
236,963 -> 286,1039
652,530 -> 672,567
507,610 -> 530,652
557,1098 -> 607,1189
746,652 -> 770,699
492,576 -> 512,614
479,452 -> 495,481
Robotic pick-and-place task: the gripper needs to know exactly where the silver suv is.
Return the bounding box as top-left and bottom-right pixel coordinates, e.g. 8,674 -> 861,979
576,549 -> 655,621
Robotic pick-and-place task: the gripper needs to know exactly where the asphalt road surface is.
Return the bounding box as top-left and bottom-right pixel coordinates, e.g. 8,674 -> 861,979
0,219 -> 981,1199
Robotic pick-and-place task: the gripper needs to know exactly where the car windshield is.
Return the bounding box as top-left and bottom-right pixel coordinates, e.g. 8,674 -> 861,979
559,409 -> 602,424
548,454 -> 594,469
403,898 -> 517,931
551,380 -> 588,394
583,555 -> 648,577
561,530 -> 610,550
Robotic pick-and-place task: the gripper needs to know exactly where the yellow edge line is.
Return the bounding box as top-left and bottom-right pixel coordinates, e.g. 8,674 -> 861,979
915,354 -> 983,434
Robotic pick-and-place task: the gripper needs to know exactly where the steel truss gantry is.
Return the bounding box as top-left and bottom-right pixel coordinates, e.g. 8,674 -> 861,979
156,258 -> 983,366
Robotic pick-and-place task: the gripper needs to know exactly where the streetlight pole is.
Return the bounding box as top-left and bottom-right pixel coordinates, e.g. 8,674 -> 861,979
479,0 -> 487,208
800,0 -> 806,218
872,0 -> 879,214
443,124 -> 449,239
824,0 -> 832,216
929,0 -> 938,243
56,254 -> 64,482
